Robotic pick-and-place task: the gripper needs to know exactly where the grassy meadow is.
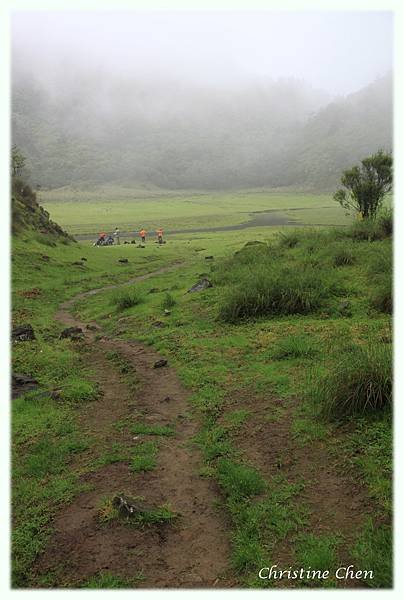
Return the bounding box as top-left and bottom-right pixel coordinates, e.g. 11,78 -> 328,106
11,189 -> 392,588
39,188 -> 352,236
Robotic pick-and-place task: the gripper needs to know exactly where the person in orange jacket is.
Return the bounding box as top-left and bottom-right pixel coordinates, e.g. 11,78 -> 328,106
139,229 -> 147,243
156,227 -> 164,244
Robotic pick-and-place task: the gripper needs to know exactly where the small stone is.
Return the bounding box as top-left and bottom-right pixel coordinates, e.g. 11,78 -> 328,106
12,324 -> 35,342
112,494 -> 155,519
80,257 -> 88,261
86,324 -> 99,331
60,326 -> 83,339
188,278 -> 213,293
164,309 -> 171,315
118,258 -> 129,263
12,373 -> 39,400
153,321 -> 166,328
153,359 -> 168,369
205,255 -> 214,260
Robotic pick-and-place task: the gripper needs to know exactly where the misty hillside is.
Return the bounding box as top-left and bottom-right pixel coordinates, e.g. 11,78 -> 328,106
12,71 -> 392,192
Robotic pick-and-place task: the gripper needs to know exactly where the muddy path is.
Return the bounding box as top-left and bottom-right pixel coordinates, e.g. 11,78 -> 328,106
33,263 -> 232,588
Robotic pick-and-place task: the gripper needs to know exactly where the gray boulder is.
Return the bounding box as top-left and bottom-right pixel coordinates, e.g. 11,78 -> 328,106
188,278 -> 213,293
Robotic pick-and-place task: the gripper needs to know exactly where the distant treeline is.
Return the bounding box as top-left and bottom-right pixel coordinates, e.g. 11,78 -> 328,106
12,71 -> 392,191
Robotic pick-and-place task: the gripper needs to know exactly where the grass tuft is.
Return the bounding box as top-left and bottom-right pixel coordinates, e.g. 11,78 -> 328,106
111,287 -> 144,311
308,344 -> 392,420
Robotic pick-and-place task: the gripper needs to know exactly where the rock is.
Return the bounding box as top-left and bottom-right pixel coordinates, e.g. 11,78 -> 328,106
153,359 -> 168,368
188,278 -> 212,293
112,494 -> 156,519
130,239 -> 137,244
60,326 -> 83,339
80,257 -> 88,261
86,324 -> 99,331
204,255 -> 214,260
124,241 -> 130,244
153,321 -> 166,328
12,324 -> 35,342
148,288 -> 160,294
164,309 -> 171,316
118,258 -> 129,263
12,373 -> 39,398
41,255 -> 50,261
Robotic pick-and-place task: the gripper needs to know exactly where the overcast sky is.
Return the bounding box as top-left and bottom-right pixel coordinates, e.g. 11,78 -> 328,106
12,10 -> 392,96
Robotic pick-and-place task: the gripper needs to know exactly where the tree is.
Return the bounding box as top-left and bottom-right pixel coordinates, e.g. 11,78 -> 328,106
11,145 -> 26,177
334,150 -> 393,219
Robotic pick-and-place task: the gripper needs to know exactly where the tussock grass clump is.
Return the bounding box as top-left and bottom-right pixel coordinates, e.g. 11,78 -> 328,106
309,344 -> 392,420
111,287 -> 143,311
277,231 -> 300,248
219,266 -> 338,322
333,247 -> 356,267
370,277 -> 392,314
162,292 -> 176,309
367,245 -> 392,314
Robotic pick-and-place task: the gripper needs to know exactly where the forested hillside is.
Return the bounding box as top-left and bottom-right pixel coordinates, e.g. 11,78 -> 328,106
12,69 -> 392,191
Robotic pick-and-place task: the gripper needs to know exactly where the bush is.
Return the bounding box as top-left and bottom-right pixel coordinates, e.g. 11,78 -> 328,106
309,344 -> 392,420
377,208 -> 393,238
346,210 -> 393,242
111,287 -> 143,311
219,265 -> 339,322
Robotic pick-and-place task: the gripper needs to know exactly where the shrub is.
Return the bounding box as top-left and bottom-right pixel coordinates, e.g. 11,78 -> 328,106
219,265 -> 339,322
346,210 -> 393,242
377,208 -> 393,238
111,287 -> 143,311
346,219 -> 382,241
309,344 -> 392,420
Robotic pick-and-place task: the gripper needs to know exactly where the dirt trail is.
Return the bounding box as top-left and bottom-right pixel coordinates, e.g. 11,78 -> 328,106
34,263 -> 232,588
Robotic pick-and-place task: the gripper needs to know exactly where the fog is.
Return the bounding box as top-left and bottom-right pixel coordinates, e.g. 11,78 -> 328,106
11,11 -> 393,190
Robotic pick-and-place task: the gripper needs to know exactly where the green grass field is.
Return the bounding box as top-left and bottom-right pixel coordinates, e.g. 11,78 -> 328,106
11,189 -> 392,588
40,188 -> 353,236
